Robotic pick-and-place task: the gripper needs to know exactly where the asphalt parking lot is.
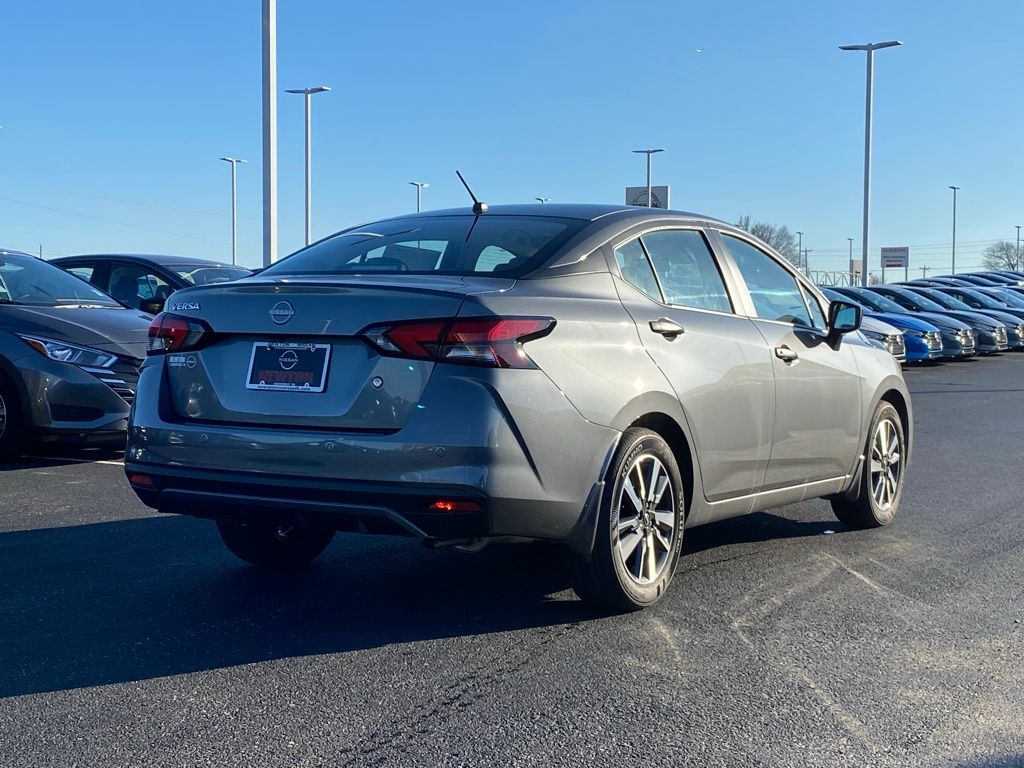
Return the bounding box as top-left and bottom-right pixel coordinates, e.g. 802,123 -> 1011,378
1,356 -> 1023,768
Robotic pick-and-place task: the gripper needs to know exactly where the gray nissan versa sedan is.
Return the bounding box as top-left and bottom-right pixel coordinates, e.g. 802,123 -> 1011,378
125,205 -> 912,610
0,249 -> 150,459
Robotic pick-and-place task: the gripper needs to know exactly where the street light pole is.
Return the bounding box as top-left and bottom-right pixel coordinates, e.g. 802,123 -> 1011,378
220,157 -> 247,266
847,237 -> 854,280
840,40 -> 902,286
796,231 -> 803,269
949,185 -> 959,273
261,0 -> 278,266
408,181 -> 429,213
286,86 -> 332,245
1015,225 -> 1021,271
632,149 -> 665,207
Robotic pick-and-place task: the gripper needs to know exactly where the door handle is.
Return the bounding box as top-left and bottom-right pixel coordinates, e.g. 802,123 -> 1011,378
649,318 -> 685,339
775,345 -> 799,363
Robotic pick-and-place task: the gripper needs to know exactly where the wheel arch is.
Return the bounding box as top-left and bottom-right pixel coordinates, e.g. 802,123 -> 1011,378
620,408 -> 698,520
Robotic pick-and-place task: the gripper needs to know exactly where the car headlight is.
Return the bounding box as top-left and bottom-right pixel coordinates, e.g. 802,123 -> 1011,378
18,335 -> 117,368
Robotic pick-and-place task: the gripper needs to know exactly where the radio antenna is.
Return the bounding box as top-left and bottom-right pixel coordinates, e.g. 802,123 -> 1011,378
456,170 -> 488,214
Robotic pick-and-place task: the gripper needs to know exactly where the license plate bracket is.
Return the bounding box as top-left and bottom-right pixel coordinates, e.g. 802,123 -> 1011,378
246,341 -> 331,393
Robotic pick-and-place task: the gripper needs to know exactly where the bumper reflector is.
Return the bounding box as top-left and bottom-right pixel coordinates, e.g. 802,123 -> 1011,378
429,500 -> 481,513
129,473 -> 155,488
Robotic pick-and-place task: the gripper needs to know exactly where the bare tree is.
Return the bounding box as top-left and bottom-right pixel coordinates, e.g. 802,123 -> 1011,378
735,216 -> 800,265
982,240 -> 1020,271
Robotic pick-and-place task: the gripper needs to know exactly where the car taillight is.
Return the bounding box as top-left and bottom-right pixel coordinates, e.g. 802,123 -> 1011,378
147,312 -> 211,355
361,317 -> 555,368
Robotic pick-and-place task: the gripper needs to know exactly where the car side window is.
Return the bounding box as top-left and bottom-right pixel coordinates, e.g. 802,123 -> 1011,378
613,239 -> 662,302
722,234 -> 812,327
640,230 -> 732,313
66,265 -> 95,284
800,284 -> 827,330
108,265 -> 171,309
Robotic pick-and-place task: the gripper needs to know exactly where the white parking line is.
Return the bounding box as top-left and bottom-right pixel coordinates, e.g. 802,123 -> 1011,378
25,456 -> 124,466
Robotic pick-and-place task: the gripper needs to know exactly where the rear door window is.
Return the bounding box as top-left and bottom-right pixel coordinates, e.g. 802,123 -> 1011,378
108,264 -> 171,309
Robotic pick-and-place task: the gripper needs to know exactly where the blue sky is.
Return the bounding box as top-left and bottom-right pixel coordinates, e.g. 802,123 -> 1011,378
1,0 -> 1021,276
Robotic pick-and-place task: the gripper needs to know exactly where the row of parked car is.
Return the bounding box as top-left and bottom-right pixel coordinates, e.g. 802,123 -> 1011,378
819,270 -> 1024,363
0,249 -> 251,459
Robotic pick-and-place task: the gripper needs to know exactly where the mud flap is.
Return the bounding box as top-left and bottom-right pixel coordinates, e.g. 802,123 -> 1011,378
565,480 -> 605,560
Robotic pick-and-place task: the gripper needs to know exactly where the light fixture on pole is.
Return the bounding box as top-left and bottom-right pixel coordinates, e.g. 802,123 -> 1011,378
408,181 -> 429,213
632,148 -> 665,207
534,197 -> 550,204
839,40 -> 902,286
285,85 -> 332,245
262,0 -> 277,266
948,185 -> 959,273
220,157 -> 248,266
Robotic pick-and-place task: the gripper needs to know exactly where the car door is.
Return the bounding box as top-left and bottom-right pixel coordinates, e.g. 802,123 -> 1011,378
610,227 -> 774,502
714,231 -> 862,489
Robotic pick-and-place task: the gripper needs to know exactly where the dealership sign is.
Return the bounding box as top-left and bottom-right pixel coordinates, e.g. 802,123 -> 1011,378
881,246 -> 909,268
626,186 -> 670,209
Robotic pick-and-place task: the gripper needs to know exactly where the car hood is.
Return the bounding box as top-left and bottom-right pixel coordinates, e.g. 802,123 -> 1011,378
1,305 -> 151,358
860,316 -> 901,335
866,312 -> 939,332
913,312 -> 973,331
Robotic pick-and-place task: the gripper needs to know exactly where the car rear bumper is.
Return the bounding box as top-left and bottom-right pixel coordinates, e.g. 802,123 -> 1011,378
126,360 -> 619,545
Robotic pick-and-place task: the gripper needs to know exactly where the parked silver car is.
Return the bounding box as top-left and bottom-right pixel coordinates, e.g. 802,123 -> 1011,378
125,205 -> 912,610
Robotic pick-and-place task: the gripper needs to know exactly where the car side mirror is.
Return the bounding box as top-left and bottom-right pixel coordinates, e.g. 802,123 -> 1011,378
828,300 -> 862,336
140,299 -> 164,315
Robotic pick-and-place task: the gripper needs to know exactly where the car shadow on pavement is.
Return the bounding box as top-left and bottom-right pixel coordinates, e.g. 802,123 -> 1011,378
0,444 -> 124,471
0,509 -> 839,699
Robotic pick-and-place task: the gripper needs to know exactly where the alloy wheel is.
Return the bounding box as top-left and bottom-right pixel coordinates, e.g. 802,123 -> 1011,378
614,454 -> 676,584
870,418 -> 902,511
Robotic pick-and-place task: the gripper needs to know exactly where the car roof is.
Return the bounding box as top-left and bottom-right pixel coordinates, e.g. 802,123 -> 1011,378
52,253 -> 240,268
372,203 -> 728,226
0,248 -> 37,259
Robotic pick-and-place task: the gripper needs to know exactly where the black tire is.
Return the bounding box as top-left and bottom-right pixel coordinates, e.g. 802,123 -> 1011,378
0,373 -> 27,462
830,402 -> 906,529
216,520 -> 335,568
573,428 -> 685,612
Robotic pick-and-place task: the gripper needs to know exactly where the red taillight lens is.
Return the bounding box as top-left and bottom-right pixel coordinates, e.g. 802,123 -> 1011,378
428,500 -> 481,513
361,317 -> 554,368
147,312 -> 210,355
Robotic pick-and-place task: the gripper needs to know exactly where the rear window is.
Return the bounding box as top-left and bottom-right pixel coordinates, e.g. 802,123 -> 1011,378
261,216 -> 586,278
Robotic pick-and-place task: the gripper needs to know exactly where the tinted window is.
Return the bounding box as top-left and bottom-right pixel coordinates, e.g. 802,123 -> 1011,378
641,230 -> 732,313
109,265 -> 171,309
172,265 -> 252,285
613,239 -> 661,301
262,216 -> 586,277
723,234 -> 811,326
66,265 -> 96,283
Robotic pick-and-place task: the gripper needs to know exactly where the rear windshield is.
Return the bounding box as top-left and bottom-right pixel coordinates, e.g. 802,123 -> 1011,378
262,215 -> 586,278
171,265 -> 252,285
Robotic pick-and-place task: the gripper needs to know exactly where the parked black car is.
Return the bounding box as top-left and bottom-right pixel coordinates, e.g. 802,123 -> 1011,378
897,287 -> 1024,349
50,254 -> 252,314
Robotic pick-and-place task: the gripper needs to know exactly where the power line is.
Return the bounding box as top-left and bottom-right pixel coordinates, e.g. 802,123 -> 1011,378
0,195 -> 226,244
